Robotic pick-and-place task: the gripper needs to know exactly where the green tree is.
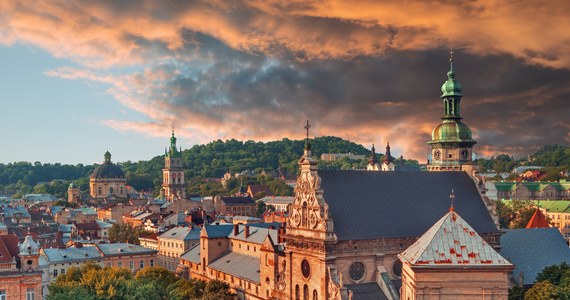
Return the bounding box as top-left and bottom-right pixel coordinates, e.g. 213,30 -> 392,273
256,201 -> 267,217
108,223 -> 140,244
535,262 -> 570,286
201,280 -> 238,300
496,200 -> 538,229
525,281 -> 558,300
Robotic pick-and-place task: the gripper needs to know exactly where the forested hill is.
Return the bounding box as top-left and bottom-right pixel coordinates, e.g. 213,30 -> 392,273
0,136 -> 372,197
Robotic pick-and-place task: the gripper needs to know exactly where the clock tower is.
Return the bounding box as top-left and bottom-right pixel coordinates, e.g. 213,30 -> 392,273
427,51 -> 478,173
162,129 -> 186,201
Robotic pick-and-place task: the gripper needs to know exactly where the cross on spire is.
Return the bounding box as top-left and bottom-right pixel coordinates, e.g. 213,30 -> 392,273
450,189 -> 455,211
449,48 -> 454,72
304,120 -> 311,142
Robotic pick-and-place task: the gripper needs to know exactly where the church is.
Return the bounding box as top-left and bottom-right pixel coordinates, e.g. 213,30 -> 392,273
180,54 -> 506,299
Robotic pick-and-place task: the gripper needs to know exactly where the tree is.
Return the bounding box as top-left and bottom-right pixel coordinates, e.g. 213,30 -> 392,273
167,278 -> 206,300
524,281 -> 558,300
535,262 -> 570,286
201,280 -> 238,300
496,200 -> 538,229
135,266 -> 177,291
256,201 -> 267,217
108,223 -> 140,244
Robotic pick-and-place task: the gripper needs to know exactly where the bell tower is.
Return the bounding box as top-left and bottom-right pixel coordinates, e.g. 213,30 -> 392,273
427,50 -> 478,173
162,128 -> 186,201
283,121 -> 338,300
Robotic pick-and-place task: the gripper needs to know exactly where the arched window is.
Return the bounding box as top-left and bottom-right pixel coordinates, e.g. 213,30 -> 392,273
120,187 -> 124,194
295,285 -> 299,300
109,187 -> 114,195
98,187 -> 102,195
304,284 -> 309,300
313,290 -> 318,300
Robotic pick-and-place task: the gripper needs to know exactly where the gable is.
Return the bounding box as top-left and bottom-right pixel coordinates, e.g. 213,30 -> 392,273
319,170 -> 498,240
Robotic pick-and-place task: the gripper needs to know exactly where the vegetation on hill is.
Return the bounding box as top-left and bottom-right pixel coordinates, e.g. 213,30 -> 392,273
47,264 -> 236,300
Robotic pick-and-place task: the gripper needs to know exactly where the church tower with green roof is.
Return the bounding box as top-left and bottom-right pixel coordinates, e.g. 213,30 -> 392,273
162,128 -> 186,201
427,51 -> 479,173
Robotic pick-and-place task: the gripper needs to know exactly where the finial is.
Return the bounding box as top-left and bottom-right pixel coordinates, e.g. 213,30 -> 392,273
304,120 -> 312,151
449,189 -> 455,212
171,125 -> 175,137
371,144 -> 375,152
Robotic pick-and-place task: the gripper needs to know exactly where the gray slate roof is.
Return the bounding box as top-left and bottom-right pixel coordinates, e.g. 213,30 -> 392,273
203,224 -> 234,238
208,251 -> 260,283
500,228 -> 570,285
42,246 -> 102,263
180,244 -> 200,264
159,227 -> 201,241
220,196 -> 255,205
345,283 -> 387,300
96,243 -> 157,256
229,225 -> 278,245
319,170 -> 498,240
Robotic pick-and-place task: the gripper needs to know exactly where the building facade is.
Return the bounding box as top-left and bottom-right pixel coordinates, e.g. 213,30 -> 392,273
157,226 -> 200,272
0,234 -> 43,300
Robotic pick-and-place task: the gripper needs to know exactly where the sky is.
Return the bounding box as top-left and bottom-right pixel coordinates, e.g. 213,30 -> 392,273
0,0 -> 569,165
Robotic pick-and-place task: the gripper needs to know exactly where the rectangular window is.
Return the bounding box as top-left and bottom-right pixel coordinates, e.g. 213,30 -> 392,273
26,288 -> 35,300
53,269 -> 58,277
61,268 -> 65,275
118,262 -> 123,268
140,260 -> 144,269
130,261 -> 134,270
150,260 -> 154,267
0,290 -> 6,300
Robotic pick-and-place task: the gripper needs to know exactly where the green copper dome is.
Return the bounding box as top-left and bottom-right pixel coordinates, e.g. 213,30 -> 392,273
430,120 -> 475,144
441,69 -> 462,97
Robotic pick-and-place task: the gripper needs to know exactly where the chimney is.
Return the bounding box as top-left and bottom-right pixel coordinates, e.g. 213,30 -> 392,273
244,225 -> 250,238
233,224 -> 239,236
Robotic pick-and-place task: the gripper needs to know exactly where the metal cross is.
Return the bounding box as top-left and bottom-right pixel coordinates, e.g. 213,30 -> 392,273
449,48 -> 454,62
450,189 -> 455,211
304,120 -> 311,142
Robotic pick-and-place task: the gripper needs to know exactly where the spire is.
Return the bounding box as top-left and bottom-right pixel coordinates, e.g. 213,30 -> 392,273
304,120 -> 312,156
448,48 -> 455,78
368,144 -> 378,165
382,141 -> 394,164
449,189 -> 455,212
167,128 -> 180,157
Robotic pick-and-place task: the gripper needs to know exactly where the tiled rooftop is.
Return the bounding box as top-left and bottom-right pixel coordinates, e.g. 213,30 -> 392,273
399,210 -> 511,267
208,252 -> 260,283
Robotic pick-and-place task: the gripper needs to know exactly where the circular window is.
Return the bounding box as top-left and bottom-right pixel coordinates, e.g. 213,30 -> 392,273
349,262 -> 365,281
301,259 -> 311,278
393,260 -> 403,277
27,260 -> 33,265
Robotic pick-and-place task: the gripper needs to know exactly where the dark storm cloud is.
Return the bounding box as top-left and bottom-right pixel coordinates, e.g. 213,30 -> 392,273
4,0 -> 569,159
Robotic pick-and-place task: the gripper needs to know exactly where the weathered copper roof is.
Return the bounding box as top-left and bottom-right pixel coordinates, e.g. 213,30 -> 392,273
399,209 -> 511,267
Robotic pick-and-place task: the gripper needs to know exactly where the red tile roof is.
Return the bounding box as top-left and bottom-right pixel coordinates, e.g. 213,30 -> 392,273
526,208 -> 550,229
0,235 -> 20,260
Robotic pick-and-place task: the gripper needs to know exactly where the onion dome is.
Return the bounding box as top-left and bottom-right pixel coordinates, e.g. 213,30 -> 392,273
431,120 -> 475,143
19,235 -> 39,255
90,151 -> 125,179
441,51 -> 462,97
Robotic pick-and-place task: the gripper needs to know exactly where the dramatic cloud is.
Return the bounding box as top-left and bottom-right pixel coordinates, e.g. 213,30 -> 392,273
2,0 -> 569,160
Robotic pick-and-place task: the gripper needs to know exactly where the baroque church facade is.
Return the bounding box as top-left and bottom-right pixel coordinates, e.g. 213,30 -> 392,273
181,55 -> 505,299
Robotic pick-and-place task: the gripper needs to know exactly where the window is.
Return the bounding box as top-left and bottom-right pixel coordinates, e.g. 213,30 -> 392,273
0,290 -> 6,300
130,261 -> 134,270
26,288 -> 35,300
108,262 -> 112,267
118,261 -> 123,268
61,268 -> 65,275
218,241 -> 222,247
98,187 -> 102,195
140,260 -> 144,269
349,262 -> 365,281
313,290 -> 318,300
150,260 -> 154,267
53,269 -> 58,277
